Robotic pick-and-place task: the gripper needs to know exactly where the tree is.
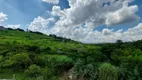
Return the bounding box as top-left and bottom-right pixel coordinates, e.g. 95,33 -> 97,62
110,49 -> 123,65
116,40 -> 123,44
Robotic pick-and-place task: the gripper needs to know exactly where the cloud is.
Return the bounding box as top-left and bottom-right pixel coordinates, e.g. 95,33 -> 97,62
52,0 -> 139,28
42,0 -> 59,4
48,0 -> 140,42
52,6 -> 66,18
55,23 -> 140,43
102,29 -> 113,36
106,5 -> 139,26
73,23 -> 142,43
28,16 -> 55,34
29,0 -> 142,43
6,24 -> 20,29
0,12 -> 21,29
123,23 -> 142,41
0,12 -> 8,24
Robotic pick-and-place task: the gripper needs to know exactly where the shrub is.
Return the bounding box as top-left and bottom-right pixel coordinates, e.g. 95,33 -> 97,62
1,59 -> 14,68
0,55 -> 3,62
98,63 -> 118,80
11,53 -> 32,69
74,60 -> 98,80
25,64 -> 42,77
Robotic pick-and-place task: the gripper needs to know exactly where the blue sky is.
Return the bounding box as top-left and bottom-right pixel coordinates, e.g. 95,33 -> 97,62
0,0 -> 70,29
0,0 -> 52,28
0,0 -> 142,43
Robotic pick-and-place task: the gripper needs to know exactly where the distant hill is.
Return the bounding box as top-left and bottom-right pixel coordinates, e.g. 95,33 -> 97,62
0,28 -> 76,43
0,26 -> 6,30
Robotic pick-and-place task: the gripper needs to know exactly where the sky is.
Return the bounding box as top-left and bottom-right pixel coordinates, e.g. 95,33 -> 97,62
0,0 -> 142,43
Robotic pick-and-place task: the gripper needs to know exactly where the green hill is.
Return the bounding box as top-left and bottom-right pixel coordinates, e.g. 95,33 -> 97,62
0,29 -> 142,80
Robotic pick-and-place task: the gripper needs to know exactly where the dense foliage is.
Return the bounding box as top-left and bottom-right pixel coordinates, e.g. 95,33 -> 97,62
0,29 -> 142,80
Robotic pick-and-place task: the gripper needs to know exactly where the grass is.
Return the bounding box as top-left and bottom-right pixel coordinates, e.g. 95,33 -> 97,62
0,69 -> 25,80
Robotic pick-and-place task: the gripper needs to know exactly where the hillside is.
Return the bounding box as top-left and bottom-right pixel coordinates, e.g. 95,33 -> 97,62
0,29 -> 142,80
0,29 -> 100,80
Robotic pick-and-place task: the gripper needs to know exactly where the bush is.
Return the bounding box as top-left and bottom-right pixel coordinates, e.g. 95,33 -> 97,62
98,63 -> 118,80
74,60 -> 98,80
1,59 -> 14,68
25,64 -> 42,77
11,53 -> 32,69
0,55 -> 3,63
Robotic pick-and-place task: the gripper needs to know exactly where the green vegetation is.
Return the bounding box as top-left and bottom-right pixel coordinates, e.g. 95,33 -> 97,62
0,29 -> 142,80
98,63 -> 118,80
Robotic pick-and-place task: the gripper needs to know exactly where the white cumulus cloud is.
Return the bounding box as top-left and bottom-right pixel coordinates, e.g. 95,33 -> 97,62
6,24 -> 20,29
72,23 -> 142,43
106,5 -> 139,26
52,6 -> 66,18
29,0 -> 142,43
28,16 -> 55,34
0,12 -> 8,24
0,12 -> 21,29
49,0 -> 140,42
52,0 -> 139,28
